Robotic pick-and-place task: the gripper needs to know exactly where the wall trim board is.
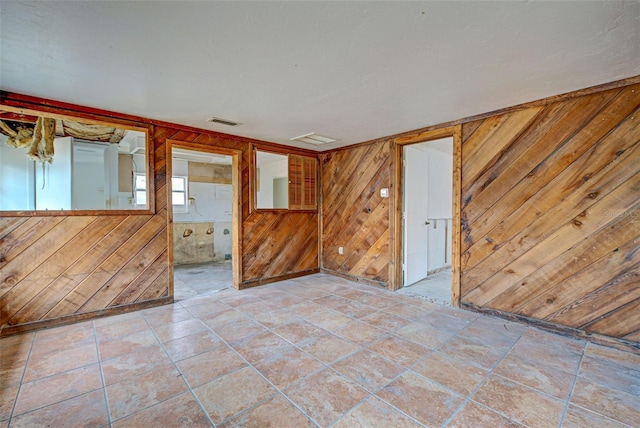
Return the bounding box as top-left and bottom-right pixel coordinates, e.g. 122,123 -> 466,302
239,268 -> 320,289
463,302 -> 640,355
0,296 -> 172,338
166,140 -> 243,289
321,268 -> 388,289
391,126 -> 462,308
322,74 -> 640,156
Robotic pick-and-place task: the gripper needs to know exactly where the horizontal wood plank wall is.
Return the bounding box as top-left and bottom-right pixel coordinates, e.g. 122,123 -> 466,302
460,82 -> 640,344
0,95 -> 319,334
320,141 -> 391,285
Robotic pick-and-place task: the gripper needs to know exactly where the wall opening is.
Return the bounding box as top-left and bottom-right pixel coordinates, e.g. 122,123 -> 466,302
399,136 -> 455,305
169,145 -> 237,300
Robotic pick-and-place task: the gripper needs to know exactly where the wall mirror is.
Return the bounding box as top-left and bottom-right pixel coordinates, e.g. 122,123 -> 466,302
256,151 -> 289,209
0,110 -> 151,213
253,147 -> 317,211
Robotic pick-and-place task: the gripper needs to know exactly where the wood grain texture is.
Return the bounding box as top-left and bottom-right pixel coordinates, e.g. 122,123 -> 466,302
460,82 -> 640,342
320,141 -> 391,285
0,95 -> 319,335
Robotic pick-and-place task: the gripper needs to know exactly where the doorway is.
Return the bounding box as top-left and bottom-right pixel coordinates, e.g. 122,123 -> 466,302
168,142 -> 241,300
399,136 -> 455,305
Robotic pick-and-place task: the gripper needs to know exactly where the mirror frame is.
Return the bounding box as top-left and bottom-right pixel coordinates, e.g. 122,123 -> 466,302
0,105 -> 155,216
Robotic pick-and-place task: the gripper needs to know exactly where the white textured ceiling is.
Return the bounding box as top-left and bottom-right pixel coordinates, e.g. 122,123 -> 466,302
1,1 -> 639,151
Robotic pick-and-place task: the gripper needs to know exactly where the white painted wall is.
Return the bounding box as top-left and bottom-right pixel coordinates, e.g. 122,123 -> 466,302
172,157 -> 234,262
36,137 -> 73,210
0,135 -> 35,210
256,153 -> 287,209
425,143 -> 453,272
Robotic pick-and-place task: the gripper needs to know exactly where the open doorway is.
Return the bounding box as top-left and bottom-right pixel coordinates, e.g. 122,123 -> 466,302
399,137 -> 454,305
169,144 -> 239,300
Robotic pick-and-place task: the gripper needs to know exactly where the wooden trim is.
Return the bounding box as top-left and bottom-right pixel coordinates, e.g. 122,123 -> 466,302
166,140 -> 243,290
322,75 -> 640,156
451,125 -> 462,307
0,296 -> 172,338
388,140 -> 398,291
391,140 -> 403,291
463,302 -> 640,355
231,150 -> 242,288
392,127 -> 461,303
166,143 -> 175,298
321,268 -> 388,289
239,268 -> 320,289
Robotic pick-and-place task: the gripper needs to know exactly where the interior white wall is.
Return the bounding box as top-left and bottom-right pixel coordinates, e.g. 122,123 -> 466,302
0,135 -> 35,210
257,155 -> 288,208
423,141 -> 453,272
172,157 -> 233,262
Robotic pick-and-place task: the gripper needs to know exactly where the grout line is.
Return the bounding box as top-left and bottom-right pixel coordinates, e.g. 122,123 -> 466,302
5,331 -> 36,425
139,314 -> 217,427
439,325 -> 525,427
558,344 -> 586,427
92,320 -> 112,427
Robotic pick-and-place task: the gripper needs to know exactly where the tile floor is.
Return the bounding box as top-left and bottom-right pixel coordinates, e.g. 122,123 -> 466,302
398,270 -> 453,305
1,273 -> 639,427
174,261 -> 232,301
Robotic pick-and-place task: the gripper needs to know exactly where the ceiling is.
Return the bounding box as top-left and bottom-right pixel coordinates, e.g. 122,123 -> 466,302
1,1 -> 639,151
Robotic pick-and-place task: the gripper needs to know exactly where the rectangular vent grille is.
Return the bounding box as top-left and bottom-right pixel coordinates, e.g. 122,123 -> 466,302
207,117 -> 241,126
290,132 -> 337,145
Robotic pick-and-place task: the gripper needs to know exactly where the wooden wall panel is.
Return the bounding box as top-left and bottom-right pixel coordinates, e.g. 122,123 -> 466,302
460,82 -> 640,342
320,141 -> 391,285
0,93 -> 319,334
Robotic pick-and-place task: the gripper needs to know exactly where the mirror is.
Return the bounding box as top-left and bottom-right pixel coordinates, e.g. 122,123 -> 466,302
253,148 -> 318,211
255,150 -> 288,209
0,112 -> 150,212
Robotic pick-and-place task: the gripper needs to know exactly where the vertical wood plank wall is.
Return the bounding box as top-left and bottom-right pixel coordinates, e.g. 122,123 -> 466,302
0,97 -> 318,334
459,82 -> 640,343
320,141 -> 391,285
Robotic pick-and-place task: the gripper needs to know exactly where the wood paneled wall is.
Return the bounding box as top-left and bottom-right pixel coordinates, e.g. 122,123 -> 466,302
319,78 -> 640,346
0,94 -> 319,335
460,82 -> 640,343
320,141 -> 391,285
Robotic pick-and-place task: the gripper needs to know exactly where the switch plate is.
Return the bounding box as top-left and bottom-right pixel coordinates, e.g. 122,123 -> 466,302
338,246 -> 344,255
380,188 -> 389,198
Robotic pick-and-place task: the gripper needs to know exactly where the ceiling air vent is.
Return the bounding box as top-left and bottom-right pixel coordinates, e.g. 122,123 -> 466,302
207,117 -> 241,127
290,132 -> 337,145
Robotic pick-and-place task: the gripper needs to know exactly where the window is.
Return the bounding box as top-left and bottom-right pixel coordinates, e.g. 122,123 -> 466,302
172,176 -> 188,213
134,174 -> 147,207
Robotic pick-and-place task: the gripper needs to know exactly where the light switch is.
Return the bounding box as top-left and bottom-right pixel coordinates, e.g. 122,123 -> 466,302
380,188 -> 389,198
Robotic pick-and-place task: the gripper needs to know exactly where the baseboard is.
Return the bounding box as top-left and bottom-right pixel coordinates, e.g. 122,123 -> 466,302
0,296 -> 173,338
462,302 -> 640,355
320,268 -> 388,289
238,268 -> 320,289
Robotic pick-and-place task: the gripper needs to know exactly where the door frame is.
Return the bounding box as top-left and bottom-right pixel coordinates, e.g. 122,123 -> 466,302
166,140 -> 243,293
391,126 -> 462,307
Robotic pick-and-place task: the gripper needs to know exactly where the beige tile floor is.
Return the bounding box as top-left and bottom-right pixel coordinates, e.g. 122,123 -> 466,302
398,270 -> 453,306
1,273 -> 639,427
174,261 -> 232,301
